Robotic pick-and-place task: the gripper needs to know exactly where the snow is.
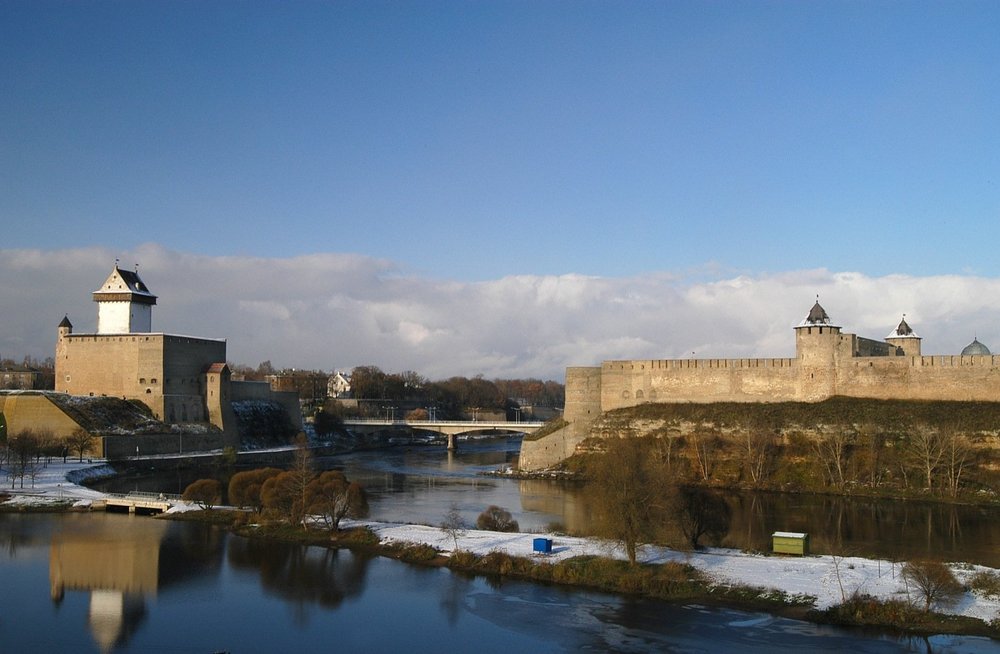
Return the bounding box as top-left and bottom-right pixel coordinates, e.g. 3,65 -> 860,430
4,459 -> 1000,624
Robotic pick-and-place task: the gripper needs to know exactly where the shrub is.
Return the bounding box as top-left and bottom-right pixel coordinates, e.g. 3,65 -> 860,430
902,560 -> 964,612
969,570 -> 1000,599
476,505 -> 519,532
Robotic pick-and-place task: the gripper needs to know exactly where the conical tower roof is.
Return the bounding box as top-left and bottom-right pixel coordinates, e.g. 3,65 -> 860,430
886,315 -> 920,339
796,299 -> 839,328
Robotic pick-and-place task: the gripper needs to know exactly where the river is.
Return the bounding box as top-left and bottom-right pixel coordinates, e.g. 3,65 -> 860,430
93,437 -> 1000,567
3,512 -> 997,653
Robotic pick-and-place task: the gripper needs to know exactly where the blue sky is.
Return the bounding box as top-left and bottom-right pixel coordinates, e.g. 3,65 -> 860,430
2,2 -> 1000,377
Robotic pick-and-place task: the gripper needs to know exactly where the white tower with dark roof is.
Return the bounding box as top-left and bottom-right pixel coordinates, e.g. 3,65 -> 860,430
886,315 -> 922,356
92,265 -> 157,334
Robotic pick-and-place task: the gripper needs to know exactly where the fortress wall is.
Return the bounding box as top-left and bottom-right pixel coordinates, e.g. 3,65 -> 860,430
564,366 -> 602,424
162,335 -> 226,396
519,366 -> 601,471
600,358 -> 801,409
836,354 -> 1000,401
0,394 -> 83,439
57,334 -> 148,398
230,380 -> 273,401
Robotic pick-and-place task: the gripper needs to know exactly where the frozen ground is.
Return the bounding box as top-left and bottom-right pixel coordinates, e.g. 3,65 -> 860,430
4,459 -> 999,624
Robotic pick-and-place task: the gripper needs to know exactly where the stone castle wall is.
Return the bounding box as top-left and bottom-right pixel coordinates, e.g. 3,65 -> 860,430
56,332 -> 227,425
520,314 -> 1000,471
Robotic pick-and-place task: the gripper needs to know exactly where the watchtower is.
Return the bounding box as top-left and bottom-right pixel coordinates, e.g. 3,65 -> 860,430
885,315 -> 922,356
92,264 -> 157,334
794,300 -> 844,366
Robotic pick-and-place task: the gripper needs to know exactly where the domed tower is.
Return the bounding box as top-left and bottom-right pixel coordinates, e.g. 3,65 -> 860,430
886,315 -> 921,356
961,337 -> 991,357
92,264 -> 157,334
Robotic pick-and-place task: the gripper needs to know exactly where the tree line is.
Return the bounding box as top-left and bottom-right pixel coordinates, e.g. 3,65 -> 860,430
348,366 -> 564,411
182,437 -> 369,531
1,428 -> 94,489
578,399 -> 1000,501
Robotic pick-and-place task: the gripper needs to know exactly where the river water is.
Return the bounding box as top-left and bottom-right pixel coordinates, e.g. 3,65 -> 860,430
95,438 -> 1000,567
3,512 -> 997,653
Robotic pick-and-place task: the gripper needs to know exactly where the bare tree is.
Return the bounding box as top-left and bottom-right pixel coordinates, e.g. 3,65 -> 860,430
688,427 -> 720,482
441,503 -> 467,550
262,436 -> 317,528
741,421 -> 777,486
673,486 -> 731,550
905,426 -> 946,491
810,431 -> 853,490
941,428 -> 973,498
66,429 -> 94,462
183,479 -> 222,509
590,437 -> 665,564
902,560 -> 963,612
303,470 -> 369,531
857,425 -> 887,490
228,467 -> 283,511
7,430 -> 42,489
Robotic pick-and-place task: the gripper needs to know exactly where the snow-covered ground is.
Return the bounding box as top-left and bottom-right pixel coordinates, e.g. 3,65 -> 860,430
5,459 -> 1000,624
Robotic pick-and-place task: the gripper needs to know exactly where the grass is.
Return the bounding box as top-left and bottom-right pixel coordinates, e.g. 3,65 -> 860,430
816,592 -> 1000,638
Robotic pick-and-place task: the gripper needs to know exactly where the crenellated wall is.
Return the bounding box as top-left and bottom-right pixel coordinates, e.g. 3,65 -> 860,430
520,314 -> 1000,471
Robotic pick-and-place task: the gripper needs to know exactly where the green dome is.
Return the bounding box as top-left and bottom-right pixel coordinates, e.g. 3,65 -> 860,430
961,338 -> 991,356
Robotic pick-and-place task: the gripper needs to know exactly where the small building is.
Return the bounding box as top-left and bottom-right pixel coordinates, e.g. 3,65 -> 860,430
327,371 -> 351,398
772,531 -> 809,556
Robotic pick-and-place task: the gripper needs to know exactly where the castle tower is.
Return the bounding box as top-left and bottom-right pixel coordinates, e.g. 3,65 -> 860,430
57,315 -> 73,338
886,315 -> 922,356
92,265 -> 157,334
794,300 -> 843,364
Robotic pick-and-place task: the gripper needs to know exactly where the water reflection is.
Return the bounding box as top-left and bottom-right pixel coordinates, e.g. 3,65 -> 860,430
90,439 -> 1000,567
227,538 -> 369,620
49,517 -> 166,652
2,514 -> 998,652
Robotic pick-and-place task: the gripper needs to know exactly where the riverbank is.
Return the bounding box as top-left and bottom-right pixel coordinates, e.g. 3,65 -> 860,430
5,458 -> 1000,639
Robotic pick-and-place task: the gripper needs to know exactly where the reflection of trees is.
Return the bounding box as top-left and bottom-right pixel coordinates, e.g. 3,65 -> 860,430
226,537 -> 370,620
719,491 -> 1000,566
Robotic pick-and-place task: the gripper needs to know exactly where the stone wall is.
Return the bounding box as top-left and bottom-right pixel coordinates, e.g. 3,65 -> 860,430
102,431 -> 226,459
0,393 -> 82,439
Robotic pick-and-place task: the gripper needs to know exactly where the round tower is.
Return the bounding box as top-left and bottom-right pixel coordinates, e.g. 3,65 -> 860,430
794,300 -> 842,365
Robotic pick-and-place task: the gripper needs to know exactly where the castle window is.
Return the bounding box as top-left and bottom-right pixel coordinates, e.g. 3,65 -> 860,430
146,389 -> 151,394
151,378 -> 157,384
139,378 -> 146,384
622,390 -> 631,399
65,375 -> 71,382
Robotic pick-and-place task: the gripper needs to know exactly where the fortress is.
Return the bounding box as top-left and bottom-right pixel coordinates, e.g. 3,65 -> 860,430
519,301 -> 1000,470
6,264 -> 303,452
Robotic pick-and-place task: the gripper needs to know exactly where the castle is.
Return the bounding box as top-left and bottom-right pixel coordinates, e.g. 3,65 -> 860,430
518,301 -> 998,470
51,264 -> 300,449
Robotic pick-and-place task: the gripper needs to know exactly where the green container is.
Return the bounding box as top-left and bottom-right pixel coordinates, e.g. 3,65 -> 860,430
772,531 -> 809,555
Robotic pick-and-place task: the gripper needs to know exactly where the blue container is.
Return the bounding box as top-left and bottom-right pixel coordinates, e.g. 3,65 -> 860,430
533,538 -> 553,554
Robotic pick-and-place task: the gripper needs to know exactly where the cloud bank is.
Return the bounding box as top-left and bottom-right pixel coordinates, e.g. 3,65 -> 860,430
3,244 -> 998,381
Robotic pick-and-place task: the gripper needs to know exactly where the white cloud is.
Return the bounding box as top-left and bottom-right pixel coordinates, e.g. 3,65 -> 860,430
1,244 -> 998,381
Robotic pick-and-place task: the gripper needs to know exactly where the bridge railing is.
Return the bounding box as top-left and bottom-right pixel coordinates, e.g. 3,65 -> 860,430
342,418 -> 544,426
106,491 -> 184,502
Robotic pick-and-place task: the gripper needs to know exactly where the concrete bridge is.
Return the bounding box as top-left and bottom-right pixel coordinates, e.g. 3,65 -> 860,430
341,419 -> 544,450
98,491 -> 182,515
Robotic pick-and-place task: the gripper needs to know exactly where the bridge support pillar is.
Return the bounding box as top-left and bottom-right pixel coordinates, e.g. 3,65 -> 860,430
447,433 -> 457,452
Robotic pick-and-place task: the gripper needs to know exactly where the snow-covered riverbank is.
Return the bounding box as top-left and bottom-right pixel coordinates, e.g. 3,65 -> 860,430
6,459 -> 1000,625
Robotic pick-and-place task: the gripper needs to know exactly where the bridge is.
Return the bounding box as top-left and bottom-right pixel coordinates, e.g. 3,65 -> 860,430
341,419 -> 544,450
97,491 -> 183,515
